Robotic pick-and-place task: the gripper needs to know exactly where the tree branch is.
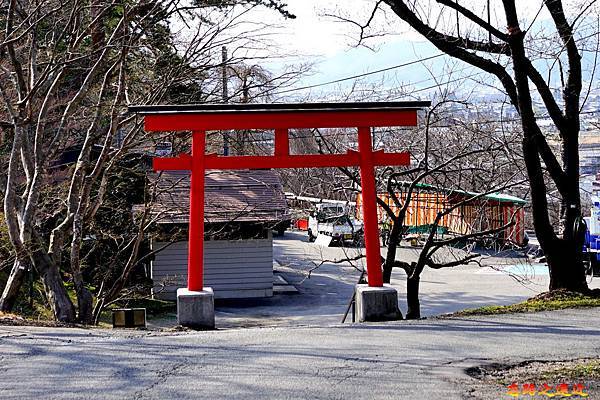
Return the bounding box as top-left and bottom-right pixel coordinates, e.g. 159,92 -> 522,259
383,1 -> 518,106
435,0 -> 508,41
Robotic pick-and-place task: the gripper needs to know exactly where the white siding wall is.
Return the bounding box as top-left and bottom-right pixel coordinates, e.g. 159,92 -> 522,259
151,239 -> 273,300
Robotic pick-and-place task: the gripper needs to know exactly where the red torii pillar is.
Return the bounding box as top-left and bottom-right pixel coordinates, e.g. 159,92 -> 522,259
131,102 -> 428,292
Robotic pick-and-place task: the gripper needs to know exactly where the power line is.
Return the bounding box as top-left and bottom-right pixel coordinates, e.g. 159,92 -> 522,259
270,22 -> 600,98
345,64 -> 477,94
272,53 -> 446,95
402,72 -> 486,95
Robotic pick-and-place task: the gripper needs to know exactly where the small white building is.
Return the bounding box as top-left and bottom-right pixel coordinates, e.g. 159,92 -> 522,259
144,170 -> 289,300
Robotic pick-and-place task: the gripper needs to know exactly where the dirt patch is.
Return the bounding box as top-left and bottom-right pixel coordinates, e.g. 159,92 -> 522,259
530,289 -> 600,301
464,358 -> 599,399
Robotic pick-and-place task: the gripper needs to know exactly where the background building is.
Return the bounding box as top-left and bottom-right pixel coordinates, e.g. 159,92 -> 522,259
144,170 -> 289,300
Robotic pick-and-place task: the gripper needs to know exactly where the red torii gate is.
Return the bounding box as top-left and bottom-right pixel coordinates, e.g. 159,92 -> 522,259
130,102 -> 429,292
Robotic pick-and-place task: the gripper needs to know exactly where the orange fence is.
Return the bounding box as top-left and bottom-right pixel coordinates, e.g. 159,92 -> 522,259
356,191 -> 525,245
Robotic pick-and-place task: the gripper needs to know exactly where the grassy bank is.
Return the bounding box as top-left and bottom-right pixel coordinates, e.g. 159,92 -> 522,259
450,289 -> 600,317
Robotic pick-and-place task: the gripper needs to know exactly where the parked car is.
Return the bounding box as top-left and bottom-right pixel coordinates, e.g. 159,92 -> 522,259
308,203 -> 363,245
524,230 -> 543,258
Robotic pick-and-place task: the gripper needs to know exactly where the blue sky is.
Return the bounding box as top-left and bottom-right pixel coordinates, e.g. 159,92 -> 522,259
281,41 -> 472,100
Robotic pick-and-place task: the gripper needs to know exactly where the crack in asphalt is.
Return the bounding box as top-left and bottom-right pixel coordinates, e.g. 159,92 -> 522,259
132,361 -> 188,399
0,333 -> 27,339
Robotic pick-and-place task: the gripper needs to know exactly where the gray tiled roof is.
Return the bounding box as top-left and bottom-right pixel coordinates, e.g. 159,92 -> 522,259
141,170 -> 290,224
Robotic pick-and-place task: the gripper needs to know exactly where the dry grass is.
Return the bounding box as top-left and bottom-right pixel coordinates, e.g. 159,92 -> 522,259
450,289 -> 600,317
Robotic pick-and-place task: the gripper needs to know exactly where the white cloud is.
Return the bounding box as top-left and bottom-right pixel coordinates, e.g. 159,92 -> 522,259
258,0 -> 555,59
253,0 -> 424,57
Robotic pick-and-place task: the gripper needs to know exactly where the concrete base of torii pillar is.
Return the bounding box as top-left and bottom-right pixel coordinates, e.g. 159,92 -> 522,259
177,287 -> 215,329
355,284 -> 403,322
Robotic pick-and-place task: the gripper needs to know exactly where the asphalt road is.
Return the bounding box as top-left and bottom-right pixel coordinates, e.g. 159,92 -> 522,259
1,308 -> 599,399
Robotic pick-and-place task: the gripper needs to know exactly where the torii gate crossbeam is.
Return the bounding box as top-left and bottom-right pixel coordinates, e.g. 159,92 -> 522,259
130,102 -> 430,293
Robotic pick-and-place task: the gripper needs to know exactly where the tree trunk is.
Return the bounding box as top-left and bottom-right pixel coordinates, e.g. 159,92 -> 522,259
71,213 -> 94,324
75,283 -> 94,324
383,220 -> 403,283
41,266 -> 76,322
504,17 -> 588,295
546,238 -> 588,292
406,274 -> 420,320
33,251 -> 76,322
90,0 -> 106,50
520,122 -> 588,293
0,259 -> 28,311
383,236 -> 398,283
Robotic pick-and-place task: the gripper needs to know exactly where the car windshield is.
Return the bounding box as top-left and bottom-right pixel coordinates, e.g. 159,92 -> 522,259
322,206 -> 344,218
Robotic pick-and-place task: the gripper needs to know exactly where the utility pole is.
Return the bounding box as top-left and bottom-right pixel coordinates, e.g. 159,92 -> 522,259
222,46 -> 229,156
240,73 -> 249,154
455,0 -> 460,37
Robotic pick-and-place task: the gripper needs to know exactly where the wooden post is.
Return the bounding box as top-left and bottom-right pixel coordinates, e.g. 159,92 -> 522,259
358,126 -> 384,287
188,131 -> 206,291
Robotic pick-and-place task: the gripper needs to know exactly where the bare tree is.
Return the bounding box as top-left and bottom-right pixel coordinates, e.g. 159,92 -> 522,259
333,0 -> 598,293
311,98 -> 526,318
0,0 -> 295,322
